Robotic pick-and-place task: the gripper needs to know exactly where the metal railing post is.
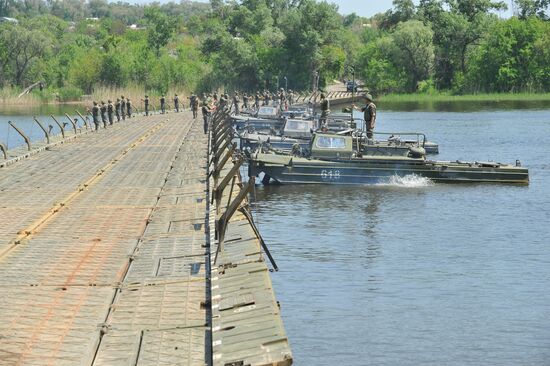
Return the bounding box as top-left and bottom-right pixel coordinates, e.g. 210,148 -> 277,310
50,115 -> 65,138
76,110 -> 90,130
65,113 -> 78,134
0,143 -> 7,159
8,121 -> 32,151
33,116 -> 50,144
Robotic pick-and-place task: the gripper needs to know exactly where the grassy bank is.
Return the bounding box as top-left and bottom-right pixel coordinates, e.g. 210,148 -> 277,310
1,84 -> 194,108
378,92 -> 550,103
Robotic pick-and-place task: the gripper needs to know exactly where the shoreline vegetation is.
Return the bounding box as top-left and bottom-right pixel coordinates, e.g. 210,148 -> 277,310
1,1 -> 549,105
2,87 -> 550,109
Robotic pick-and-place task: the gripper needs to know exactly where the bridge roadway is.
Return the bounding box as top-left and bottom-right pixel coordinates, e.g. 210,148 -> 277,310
0,111 -> 292,365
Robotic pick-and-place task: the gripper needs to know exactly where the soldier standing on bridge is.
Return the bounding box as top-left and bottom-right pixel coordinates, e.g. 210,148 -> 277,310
120,96 -> 126,121
126,98 -> 132,118
160,95 -> 166,114
279,88 -> 286,109
352,93 -> 377,139
201,96 -> 211,134
191,94 -> 199,119
189,93 -> 196,110
319,93 -> 330,129
288,90 -> 294,106
174,94 -> 179,112
243,93 -> 249,110
264,91 -> 270,106
90,101 -> 100,131
232,92 -> 240,114
100,101 -> 108,128
115,98 -> 121,121
107,100 -> 114,125
255,92 -> 260,110
143,95 -> 150,116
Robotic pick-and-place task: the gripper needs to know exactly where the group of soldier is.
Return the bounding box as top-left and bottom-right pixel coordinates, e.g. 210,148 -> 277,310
89,96 -> 133,131
88,88 -> 376,138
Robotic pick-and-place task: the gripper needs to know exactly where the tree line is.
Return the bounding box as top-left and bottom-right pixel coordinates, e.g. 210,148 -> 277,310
0,0 -> 549,99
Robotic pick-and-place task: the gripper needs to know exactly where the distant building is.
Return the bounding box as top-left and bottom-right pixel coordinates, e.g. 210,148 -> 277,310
0,17 -> 18,24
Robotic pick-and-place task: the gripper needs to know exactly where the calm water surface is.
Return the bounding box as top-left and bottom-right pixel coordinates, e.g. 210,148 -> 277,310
0,104 -> 86,149
251,107 -> 550,365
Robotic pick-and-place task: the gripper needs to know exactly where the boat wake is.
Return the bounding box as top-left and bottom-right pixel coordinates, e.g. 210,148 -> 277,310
377,174 -> 435,188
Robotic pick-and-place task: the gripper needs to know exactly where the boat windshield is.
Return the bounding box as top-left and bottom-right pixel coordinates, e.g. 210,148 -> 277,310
285,120 -> 311,131
316,136 -> 347,149
258,107 -> 277,116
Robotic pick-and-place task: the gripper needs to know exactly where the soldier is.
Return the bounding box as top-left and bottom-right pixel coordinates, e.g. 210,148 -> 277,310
174,94 -> 179,112
264,91 -> 270,106
201,96 -> 211,134
288,89 -> 294,106
90,101 -> 100,131
213,92 -> 219,106
243,93 -> 249,110
100,101 -> 108,128
255,92 -> 260,110
279,88 -> 286,109
232,92 -> 240,114
191,94 -> 199,119
353,93 -> 376,139
160,95 -> 166,114
115,98 -> 121,121
143,95 -> 150,116
189,93 -> 196,110
120,96 -> 126,121
126,98 -> 132,118
319,93 -> 330,129
107,100 -> 114,125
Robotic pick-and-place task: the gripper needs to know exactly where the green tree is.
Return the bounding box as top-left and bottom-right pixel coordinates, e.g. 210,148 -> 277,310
144,6 -> 177,56
390,20 -> 435,91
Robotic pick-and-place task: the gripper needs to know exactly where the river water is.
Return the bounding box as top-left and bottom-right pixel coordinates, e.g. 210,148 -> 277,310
2,102 -> 550,364
251,103 -> 550,365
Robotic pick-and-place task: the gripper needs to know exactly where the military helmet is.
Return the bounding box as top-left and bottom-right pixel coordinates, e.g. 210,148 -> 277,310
108,99 -> 112,103
363,93 -> 373,101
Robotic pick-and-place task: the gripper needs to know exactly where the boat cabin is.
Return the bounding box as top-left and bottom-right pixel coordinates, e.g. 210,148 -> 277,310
283,119 -> 314,139
310,133 -> 422,159
257,106 -> 280,119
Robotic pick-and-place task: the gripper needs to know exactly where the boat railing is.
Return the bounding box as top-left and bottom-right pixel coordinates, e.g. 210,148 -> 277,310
370,131 -> 427,148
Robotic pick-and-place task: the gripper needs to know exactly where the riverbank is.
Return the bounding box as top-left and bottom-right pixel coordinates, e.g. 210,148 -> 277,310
378,92 -> 550,103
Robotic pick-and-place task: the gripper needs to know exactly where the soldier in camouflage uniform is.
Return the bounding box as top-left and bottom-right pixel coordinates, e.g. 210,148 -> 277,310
174,94 -> 179,112
352,93 -> 377,139
120,96 -> 126,121
107,100 -> 114,125
143,95 -> 150,116
243,93 -> 249,110
126,98 -> 132,118
90,101 -> 100,131
100,101 -> 108,128
255,92 -> 260,110
319,93 -> 330,129
232,92 -> 240,114
201,96 -> 211,134
160,95 -> 166,114
115,98 -> 121,121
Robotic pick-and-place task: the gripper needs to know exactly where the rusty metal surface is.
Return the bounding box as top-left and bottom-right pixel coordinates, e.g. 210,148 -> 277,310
0,112 -> 209,365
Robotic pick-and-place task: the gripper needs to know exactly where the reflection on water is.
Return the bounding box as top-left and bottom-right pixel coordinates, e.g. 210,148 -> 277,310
345,99 -> 550,112
0,103 -> 85,117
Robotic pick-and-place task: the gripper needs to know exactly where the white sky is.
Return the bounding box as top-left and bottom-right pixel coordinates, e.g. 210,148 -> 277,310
134,0 -> 514,18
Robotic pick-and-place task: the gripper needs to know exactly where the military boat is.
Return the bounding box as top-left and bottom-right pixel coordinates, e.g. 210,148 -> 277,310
248,132 -> 529,185
240,117 -> 439,154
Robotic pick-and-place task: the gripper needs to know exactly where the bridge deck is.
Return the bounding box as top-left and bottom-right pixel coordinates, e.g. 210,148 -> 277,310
0,113 -> 210,365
